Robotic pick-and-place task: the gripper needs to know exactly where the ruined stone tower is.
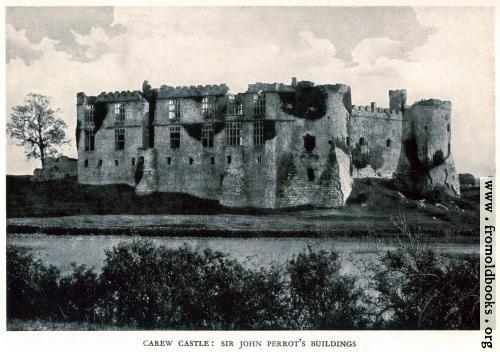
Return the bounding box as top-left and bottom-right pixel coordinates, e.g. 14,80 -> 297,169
76,78 -> 460,209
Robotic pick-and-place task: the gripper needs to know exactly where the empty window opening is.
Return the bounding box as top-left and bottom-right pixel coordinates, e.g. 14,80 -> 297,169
132,158 -> 136,166
167,157 -> 171,165
170,126 -> 181,149
189,157 -> 194,165
227,95 -> 243,115
227,155 -> 232,164
115,160 -> 119,166
167,99 -> 180,120
97,159 -> 102,168
253,93 -> 266,116
256,156 -> 262,164
359,137 -> 366,146
447,124 -> 450,132
303,134 -> 316,152
424,125 -> 428,130
202,124 -> 214,148
84,159 -> 88,168
84,104 -> 94,124
115,128 -> 125,150
210,157 -> 215,165
386,139 -> 392,147
114,103 -> 125,122
226,122 -> 243,146
346,137 -> 350,146
307,168 -> 315,182
202,96 -> 216,118
85,130 -> 95,151
448,143 -> 451,155
253,122 -> 264,146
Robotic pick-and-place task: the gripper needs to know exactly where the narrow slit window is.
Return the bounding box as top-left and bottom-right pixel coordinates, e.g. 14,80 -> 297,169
227,155 -> 232,164
97,159 -> 102,168
167,157 -> 171,165
84,159 -> 88,168
115,160 -> 119,166
307,168 -> 315,182
189,157 -> 194,165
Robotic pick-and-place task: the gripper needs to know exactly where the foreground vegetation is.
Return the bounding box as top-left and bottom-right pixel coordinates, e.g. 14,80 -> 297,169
8,230 -> 479,330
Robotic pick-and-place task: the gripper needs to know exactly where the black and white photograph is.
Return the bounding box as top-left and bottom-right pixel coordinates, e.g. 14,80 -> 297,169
1,2 -> 497,351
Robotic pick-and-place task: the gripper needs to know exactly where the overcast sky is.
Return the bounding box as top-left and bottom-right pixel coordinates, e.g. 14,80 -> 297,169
5,6 -> 495,176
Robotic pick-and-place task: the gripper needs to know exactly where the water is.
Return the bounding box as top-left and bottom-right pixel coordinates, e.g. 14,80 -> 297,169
7,233 -> 479,277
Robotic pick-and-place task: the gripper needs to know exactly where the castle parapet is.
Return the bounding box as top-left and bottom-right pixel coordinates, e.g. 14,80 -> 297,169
157,83 -> 229,98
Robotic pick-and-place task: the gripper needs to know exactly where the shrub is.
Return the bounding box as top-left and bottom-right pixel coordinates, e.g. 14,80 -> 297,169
59,264 -> 101,322
369,222 -> 479,329
287,247 -> 367,329
7,246 -> 61,320
98,241 -> 288,329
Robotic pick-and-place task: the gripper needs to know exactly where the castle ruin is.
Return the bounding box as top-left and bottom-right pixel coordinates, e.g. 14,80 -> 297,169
76,78 -> 459,208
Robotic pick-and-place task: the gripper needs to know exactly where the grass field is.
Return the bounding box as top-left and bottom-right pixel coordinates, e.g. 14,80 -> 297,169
6,175 -> 479,237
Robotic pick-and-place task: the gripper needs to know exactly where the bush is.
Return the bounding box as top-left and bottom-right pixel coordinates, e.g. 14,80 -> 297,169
59,264 -> 101,322
7,246 -> 60,320
287,247 -> 367,329
98,241 -> 288,329
369,224 -> 479,329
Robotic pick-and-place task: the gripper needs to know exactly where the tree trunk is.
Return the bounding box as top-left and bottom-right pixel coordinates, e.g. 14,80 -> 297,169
40,144 -> 46,169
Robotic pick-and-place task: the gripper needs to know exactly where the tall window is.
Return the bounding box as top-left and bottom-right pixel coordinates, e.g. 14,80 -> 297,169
84,104 -> 94,124
170,126 -> 181,149
115,128 -> 125,150
85,130 -> 94,151
114,103 -> 125,122
226,122 -> 243,146
202,96 -> 216,118
168,99 -> 180,119
201,124 -> 214,148
253,122 -> 264,146
253,93 -> 266,116
227,95 -> 242,115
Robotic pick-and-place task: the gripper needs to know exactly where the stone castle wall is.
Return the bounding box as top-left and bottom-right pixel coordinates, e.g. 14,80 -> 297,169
76,79 -> 460,208
349,105 -> 403,178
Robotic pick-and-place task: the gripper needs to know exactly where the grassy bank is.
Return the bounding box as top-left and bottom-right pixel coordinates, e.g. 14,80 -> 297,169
7,176 -> 479,238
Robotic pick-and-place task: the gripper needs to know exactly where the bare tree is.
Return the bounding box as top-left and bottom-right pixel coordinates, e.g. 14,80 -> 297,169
7,93 -> 69,168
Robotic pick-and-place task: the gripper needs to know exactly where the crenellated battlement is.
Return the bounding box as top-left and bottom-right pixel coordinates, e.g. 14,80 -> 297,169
97,90 -> 143,102
157,83 -> 229,99
351,104 -> 402,118
246,82 -> 295,93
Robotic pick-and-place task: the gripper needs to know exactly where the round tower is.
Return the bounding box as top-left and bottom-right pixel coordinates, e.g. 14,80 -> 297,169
409,99 -> 452,167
